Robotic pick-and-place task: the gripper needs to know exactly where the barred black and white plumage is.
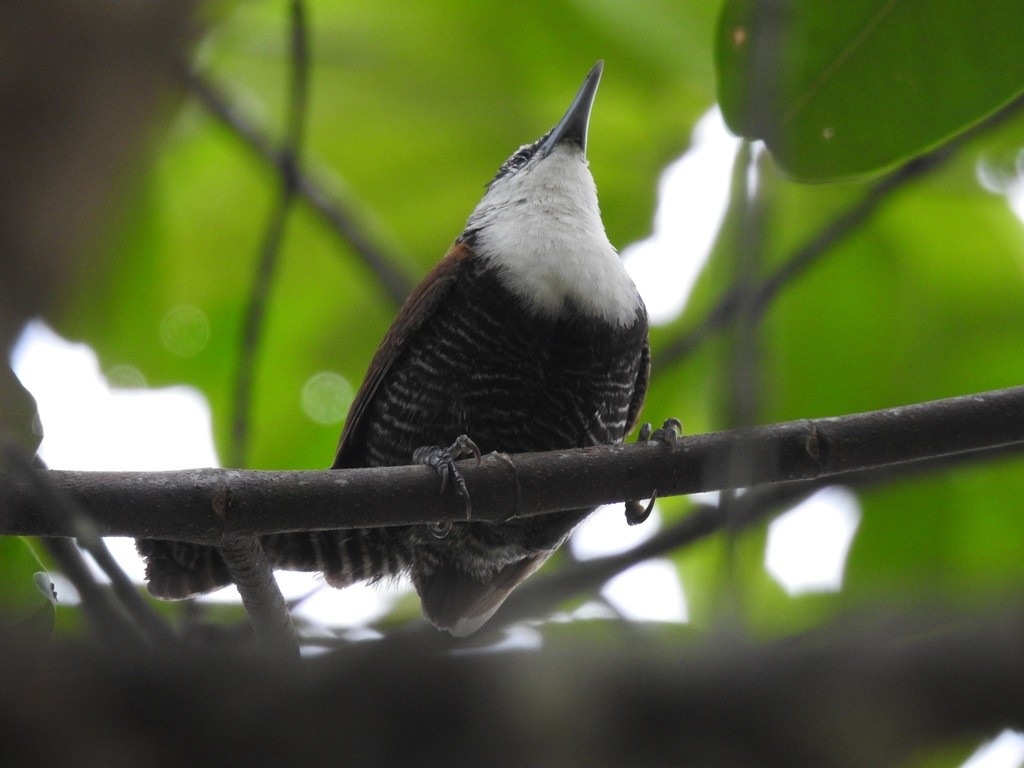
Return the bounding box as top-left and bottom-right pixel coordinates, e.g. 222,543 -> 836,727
138,527 -> 406,599
139,61 -> 651,636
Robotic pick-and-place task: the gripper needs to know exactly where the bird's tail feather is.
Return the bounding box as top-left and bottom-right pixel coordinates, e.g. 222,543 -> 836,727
138,528 -> 407,600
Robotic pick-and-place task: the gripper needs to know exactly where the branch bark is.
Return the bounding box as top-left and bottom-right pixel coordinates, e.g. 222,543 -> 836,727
2,386 -> 1022,541
218,533 -> 298,658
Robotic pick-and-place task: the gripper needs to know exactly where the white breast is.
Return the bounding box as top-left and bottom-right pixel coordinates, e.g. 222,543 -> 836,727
466,146 -> 643,327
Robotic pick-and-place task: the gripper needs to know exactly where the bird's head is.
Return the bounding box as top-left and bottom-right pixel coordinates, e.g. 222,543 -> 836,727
485,58 -> 602,191
466,60 -> 604,238
461,61 -> 641,326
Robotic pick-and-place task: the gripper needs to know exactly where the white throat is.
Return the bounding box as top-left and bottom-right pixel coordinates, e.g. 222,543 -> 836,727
466,146 -> 642,327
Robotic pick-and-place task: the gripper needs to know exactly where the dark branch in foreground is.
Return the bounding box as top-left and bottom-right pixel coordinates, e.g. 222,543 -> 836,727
2,386 -> 1022,541
4,604 -> 1023,768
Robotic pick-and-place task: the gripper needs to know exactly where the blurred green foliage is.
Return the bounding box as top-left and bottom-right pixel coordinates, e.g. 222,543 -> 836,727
0,538 -> 55,644
59,0 -> 712,471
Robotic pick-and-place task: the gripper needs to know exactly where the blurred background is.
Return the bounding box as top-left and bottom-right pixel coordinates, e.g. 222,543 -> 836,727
3,1 -> 1024,765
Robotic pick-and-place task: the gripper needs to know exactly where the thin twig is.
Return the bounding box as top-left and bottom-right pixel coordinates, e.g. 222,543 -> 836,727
218,533 -> 299,658
74,531 -> 178,648
1,443 -> 150,649
221,1 -> 309,656
229,0 -> 311,469
13,451 -> 175,647
41,538 -> 145,647
478,440 -> 1024,636
228,194 -> 292,468
181,71 -> 413,307
718,141 -> 769,621
653,92 -> 1024,372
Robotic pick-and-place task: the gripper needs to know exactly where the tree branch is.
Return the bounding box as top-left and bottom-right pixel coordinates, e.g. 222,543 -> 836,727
1,444 -> 165,649
486,439 -> 1024,635
229,0 -> 311,469
2,386 -> 1022,541
218,533 -> 298,658
653,92 -> 1024,372
223,1 -> 310,652
6,604 -> 1023,767
181,68 -> 414,307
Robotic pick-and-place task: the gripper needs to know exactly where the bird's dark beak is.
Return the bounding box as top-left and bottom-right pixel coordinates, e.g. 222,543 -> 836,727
538,60 -> 603,158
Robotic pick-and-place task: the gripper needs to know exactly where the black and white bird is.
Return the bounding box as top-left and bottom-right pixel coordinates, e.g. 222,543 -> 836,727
140,61 -> 650,637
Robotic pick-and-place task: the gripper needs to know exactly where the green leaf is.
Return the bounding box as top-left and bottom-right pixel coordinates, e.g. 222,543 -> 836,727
716,0 -> 1024,179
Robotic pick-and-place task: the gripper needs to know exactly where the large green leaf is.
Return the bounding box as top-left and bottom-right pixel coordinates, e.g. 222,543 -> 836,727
716,0 -> 1024,180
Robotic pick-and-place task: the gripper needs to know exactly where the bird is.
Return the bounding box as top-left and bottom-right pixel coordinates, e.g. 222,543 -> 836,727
139,60 -> 651,637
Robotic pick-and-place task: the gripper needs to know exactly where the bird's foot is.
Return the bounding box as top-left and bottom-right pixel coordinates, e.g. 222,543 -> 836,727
625,492 -> 659,526
412,434 -> 481,522
638,417 -> 683,446
624,418 -> 684,526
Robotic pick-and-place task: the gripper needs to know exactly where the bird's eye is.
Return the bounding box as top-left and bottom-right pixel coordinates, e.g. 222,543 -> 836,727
488,143 -> 539,187
427,521 -> 453,539
502,146 -> 534,174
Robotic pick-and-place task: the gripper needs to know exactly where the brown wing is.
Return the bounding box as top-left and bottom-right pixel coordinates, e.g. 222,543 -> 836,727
332,241 -> 474,469
625,335 -> 651,436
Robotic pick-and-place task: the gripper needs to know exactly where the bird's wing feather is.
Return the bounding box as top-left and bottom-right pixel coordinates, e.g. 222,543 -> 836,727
333,242 -> 474,469
625,335 -> 651,436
